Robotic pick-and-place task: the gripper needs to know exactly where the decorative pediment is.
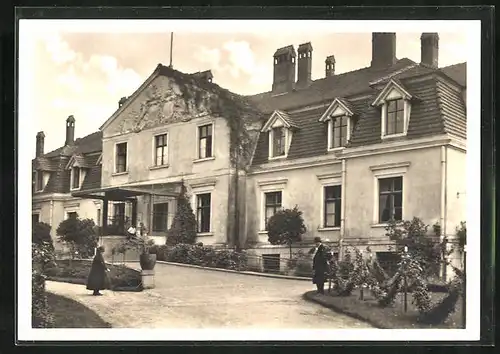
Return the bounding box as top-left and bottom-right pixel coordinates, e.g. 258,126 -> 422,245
319,98 -> 355,122
261,110 -> 299,132
100,68 -> 215,137
371,79 -> 413,107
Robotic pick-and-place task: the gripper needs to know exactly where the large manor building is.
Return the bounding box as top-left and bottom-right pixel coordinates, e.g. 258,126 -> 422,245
32,32 -> 466,274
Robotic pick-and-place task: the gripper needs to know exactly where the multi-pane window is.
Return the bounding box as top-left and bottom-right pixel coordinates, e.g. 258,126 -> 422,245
386,99 -> 405,135
36,171 -> 44,191
198,124 -> 213,159
324,185 -> 341,227
331,116 -> 349,148
32,214 -> 40,225
71,167 -> 80,189
152,203 -> 169,233
154,134 -> 168,166
196,194 -> 211,233
379,176 -> 403,223
264,191 -> 282,230
272,127 -> 286,157
115,142 -> 127,173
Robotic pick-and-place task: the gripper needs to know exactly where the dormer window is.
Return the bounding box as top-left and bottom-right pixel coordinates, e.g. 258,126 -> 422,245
272,127 -> 286,157
261,110 -> 298,160
386,99 -> 405,135
371,79 -> 413,139
71,167 -> 81,189
36,171 -> 44,192
319,98 -> 355,151
330,115 -> 349,149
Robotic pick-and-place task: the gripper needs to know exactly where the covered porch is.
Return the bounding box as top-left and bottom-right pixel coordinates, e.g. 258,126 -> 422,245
72,182 -> 182,238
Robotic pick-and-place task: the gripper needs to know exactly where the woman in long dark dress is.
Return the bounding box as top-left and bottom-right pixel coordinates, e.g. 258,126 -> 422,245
86,246 -> 110,296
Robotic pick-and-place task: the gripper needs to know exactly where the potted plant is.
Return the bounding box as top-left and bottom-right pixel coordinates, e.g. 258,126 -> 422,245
134,223 -> 157,270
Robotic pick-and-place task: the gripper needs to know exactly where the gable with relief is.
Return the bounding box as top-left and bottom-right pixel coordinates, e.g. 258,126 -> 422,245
105,75 -> 213,136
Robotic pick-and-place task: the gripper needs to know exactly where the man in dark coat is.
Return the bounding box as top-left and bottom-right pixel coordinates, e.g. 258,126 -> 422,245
86,246 -> 110,296
312,237 -> 328,295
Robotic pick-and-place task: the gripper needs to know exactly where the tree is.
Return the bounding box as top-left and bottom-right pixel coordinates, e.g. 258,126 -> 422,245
267,205 -> 307,259
384,217 -> 448,278
56,217 -> 98,258
166,181 -> 197,246
32,222 -> 54,249
455,221 -> 466,267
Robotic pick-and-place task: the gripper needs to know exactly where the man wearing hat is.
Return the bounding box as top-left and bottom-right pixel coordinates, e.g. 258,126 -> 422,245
312,236 -> 328,295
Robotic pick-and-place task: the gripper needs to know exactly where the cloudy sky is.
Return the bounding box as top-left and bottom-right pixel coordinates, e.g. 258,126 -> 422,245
19,20 -> 469,156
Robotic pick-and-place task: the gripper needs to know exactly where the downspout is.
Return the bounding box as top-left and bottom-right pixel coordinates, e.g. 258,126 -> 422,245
233,128 -> 241,251
440,146 -> 448,280
49,200 -> 54,241
339,158 -> 347,259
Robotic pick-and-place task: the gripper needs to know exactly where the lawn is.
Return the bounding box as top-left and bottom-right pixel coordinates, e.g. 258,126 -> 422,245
46,292 -> 112,328
46,259 -> 143,291
305,288 -> 464,329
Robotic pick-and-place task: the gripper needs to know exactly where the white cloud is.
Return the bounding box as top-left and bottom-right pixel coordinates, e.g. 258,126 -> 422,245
41,32 -> 77,65
196,46 -> 222,71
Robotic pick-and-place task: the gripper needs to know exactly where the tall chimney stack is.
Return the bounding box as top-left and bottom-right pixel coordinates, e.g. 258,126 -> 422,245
371,33 -> 397,69
65,115 -> 75,146
296,42 -> 313,89
420,33 -> 439,68
272,45 -> 296,94
325,55 -> 336,77
35,131 -> 45,157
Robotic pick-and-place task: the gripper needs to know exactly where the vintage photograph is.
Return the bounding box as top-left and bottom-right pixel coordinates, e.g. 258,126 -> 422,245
18,18 -> 480,341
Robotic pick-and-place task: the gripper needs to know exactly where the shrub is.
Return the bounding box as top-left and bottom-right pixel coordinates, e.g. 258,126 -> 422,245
32,222 -> 54,248
266,206 -> 306,260
287,249 -> 313,277
32,242 -> 56,328
56,217 -> 98,259
385,217 -> 449,279
166,181 -> 197,246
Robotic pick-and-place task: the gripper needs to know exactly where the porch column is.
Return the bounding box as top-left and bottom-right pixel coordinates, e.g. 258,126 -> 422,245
131,199 -> 138,226
102,197 -> 108,235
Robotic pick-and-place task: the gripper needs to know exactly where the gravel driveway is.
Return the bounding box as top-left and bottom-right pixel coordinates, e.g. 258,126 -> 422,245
46,263 -> 372,329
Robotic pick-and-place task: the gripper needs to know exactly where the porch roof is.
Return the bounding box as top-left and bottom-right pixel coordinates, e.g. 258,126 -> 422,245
71,182 -> 182,200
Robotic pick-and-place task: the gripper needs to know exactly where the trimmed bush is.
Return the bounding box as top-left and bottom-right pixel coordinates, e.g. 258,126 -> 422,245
149,243 -> 247,271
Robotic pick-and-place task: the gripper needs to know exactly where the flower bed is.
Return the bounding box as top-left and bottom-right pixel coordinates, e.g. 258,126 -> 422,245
149,244 -> 247,271
304,289 -> 464,329
46,259 -> 143,292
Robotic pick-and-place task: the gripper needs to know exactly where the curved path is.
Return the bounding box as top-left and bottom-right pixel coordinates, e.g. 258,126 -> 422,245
46,263 -> 372,329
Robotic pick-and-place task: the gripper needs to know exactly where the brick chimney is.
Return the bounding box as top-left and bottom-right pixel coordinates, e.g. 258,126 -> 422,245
272,45 -> 296,94
325,55 -> 336,77
65,115 -> 75,146
371,33 -> 397,69
420,33 -> 439,68
296,42 -> 313,89
35,131 -> 45,157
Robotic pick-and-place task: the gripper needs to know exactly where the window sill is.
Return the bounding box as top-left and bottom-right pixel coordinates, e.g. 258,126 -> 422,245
112,171 -> 129,177
268,155 -> 287,161
371,223 -> 390,228
149,164 -> 170,171
193,157 -> 215,163
327,147 -> 345,153
196,232 -> 214,237
381,133 -> 407,140
70,187 -> 81,191
258,230 -> 269,235
318,227 -> 340,232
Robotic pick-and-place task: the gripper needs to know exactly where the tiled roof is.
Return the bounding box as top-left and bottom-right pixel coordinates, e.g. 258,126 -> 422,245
251,61 -> 467,166
33,131 -> 103,195
247,58 -> 417,113
276,110 -> 300,129
80,165 -> 102,191
44,131 -> 103,157
440,62 -> 466,87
